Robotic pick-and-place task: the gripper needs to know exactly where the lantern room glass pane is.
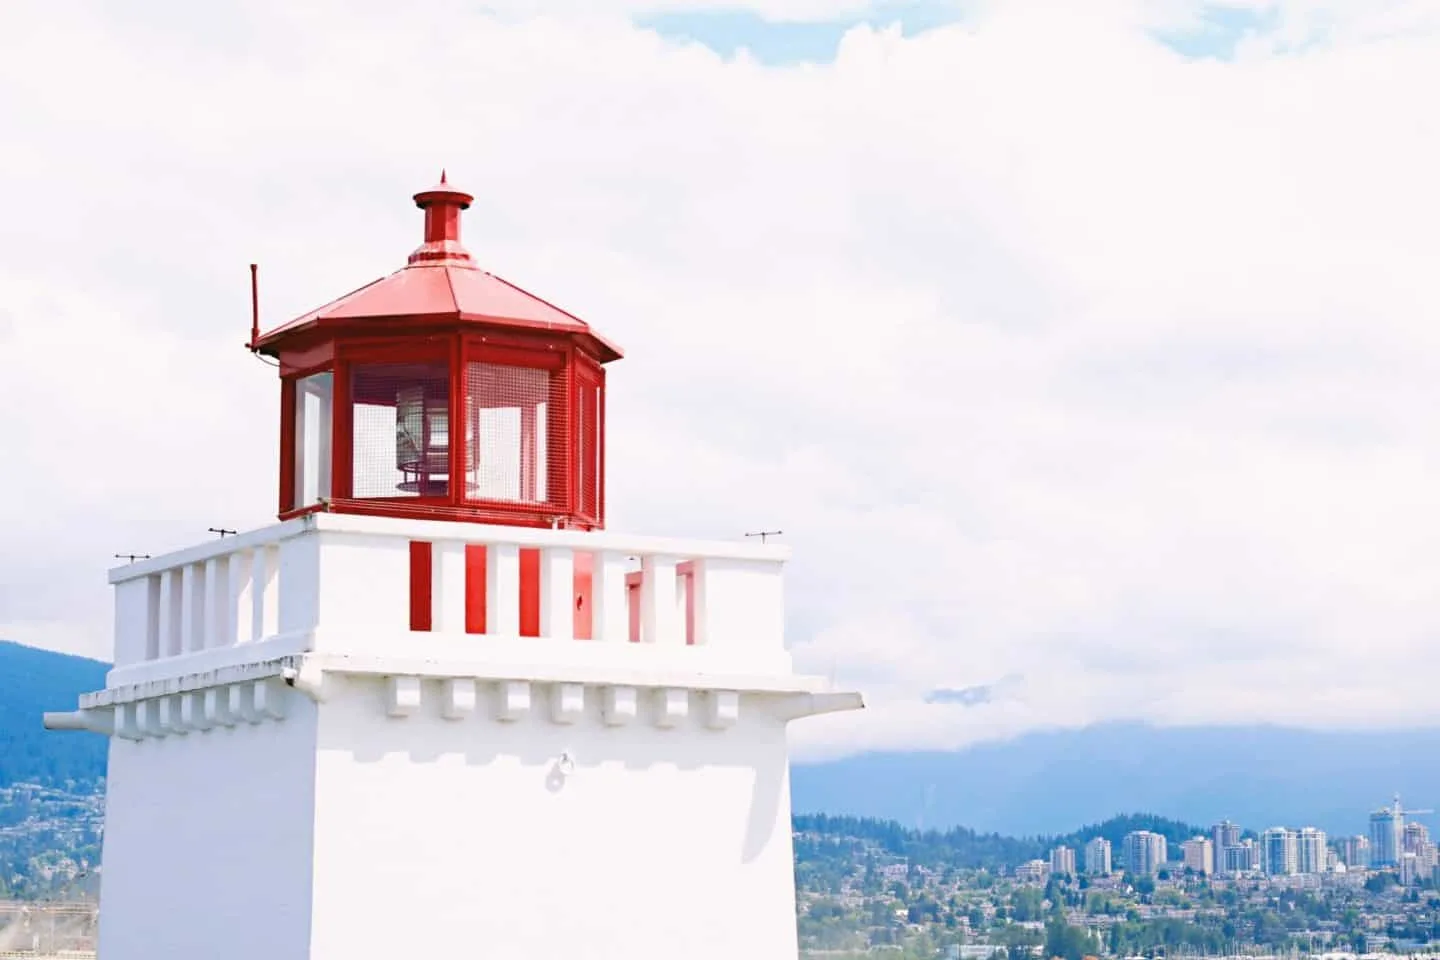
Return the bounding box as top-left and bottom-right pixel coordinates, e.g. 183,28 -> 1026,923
351,362 -> 452,498
293,372 -> 333,509
465,362 -> 561,504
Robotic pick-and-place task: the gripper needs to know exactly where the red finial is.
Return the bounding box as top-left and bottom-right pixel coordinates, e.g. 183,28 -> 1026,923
410,173 -> 475,265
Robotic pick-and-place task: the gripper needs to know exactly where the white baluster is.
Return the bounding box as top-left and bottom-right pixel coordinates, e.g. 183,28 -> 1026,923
204,555 -> 229,650
591,551 -> 628,643
158,568 -> 183,658
431,540 -> 466,634
487,543 -> 520,636
539,547 -> 574,641
252,544 -> 279,642
182,562 -> 206,653
144,575 -> 161,661
641,555 -> 680,646
228,549 -> 254,644
689,559 -> 711,647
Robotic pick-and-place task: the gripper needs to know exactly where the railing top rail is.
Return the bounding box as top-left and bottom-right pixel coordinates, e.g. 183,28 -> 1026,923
107,517 -> 312,585
110,513 -> 788,585
310,513 -> 791,562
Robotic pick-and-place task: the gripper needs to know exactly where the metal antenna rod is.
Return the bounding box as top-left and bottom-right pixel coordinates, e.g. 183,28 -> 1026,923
209,527 -> 238,538
744,530 -> 783,544
113,553 -> 151,563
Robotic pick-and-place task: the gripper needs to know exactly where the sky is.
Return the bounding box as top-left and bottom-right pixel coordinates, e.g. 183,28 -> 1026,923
3,0 -> 1440,762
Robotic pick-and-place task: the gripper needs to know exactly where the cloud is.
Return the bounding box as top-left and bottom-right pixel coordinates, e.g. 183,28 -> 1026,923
2,0 -> 1440,759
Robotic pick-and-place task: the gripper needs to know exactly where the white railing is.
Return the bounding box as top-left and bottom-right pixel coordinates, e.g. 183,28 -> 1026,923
108,513 -> 788,671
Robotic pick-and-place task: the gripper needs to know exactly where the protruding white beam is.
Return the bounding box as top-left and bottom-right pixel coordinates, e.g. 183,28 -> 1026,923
137,699 -> 168,737
441,678 -> 476,720
205,687 -> 236,727
551,683 -> 584,724
254,679 -> 286,721
113,703 -> 144,740
654,687 -> 688,728
386,676 -> 422,718
180,692 -> 211,732
496,680 -> 530,722
704,690 -> 739,730
602,686 -> 637,726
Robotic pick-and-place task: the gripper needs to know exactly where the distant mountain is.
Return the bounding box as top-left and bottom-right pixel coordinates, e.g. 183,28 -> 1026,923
791,722 -> 1440,838
6,639 -> 1440,841
0,640 -> 108,788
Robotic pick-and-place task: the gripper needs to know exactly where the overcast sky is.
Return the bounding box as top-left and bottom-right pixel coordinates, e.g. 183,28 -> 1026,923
3,0 -> 1439,761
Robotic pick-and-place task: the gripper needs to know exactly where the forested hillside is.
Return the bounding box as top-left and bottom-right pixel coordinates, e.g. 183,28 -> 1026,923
793,812 -> 1205,875
0,641 -> 108,788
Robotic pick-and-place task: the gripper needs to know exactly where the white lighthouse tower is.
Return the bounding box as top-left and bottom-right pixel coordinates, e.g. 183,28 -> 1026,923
45,174 -> 863,959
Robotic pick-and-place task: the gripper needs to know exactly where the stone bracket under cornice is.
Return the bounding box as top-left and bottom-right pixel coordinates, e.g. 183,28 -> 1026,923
45,653 -> 864,741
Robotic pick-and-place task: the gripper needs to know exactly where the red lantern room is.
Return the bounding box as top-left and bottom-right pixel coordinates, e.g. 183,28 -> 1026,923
253,173 -> 621,530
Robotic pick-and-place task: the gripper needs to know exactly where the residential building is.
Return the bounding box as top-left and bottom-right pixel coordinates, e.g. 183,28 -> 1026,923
1370,806 -> 1403,868
1225,839 -> 1259,874
1297,827 -> 1328,875
1014,859 -> 1050,884
1084,837 -> 1113,876
1403,821 -> 1430,856
1339,835 -> 1370,869
1123,830 -> 1167,877
1181,837 -> 1214,876
1050,845 -> 1076,878
1261,827 -> 1298,876
1212,820 -> 1241,876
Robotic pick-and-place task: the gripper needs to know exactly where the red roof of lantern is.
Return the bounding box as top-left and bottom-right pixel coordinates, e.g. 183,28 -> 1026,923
254,172 -> 623,362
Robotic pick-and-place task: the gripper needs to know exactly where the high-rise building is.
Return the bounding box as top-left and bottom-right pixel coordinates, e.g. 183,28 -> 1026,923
1212,820 -> 1241,876
1339,835 -> 1370,869
1050,845 -> 1077,877
1225,838 -> 1259,873
1297,827 -> 1328,875
1124,831 -> 1167,877
1181,837 -> 1214,876
1261,827 -> 1298,876
1084,837 -> 1113,876
1370,806 -> 1404,868
1404,821 -> 1430,855
1226,834 -> 1261,875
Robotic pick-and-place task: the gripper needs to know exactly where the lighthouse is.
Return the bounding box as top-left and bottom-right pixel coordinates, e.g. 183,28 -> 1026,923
44,174 -> 863,959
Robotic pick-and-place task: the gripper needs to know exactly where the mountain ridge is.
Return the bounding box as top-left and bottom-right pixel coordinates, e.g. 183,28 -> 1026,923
4,639 -> 1437,839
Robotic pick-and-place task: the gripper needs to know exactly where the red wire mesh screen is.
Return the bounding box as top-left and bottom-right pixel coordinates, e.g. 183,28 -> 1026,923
465,361 -> 567,506
350,362 -> 452,499
576,365 -> 602,521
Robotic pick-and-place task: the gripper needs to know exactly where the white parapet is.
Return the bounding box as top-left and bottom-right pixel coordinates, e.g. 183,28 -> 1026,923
104,513 -> 796,680
71,513 -> 862,960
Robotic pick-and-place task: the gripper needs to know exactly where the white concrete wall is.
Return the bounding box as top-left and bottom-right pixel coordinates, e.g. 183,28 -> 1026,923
97,689 -> 319,960
308,675 -> 801,960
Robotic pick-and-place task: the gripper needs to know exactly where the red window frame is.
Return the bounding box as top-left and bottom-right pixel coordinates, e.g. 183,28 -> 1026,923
334,337 -> 459,507
573,353 -> 605,527
460,335 -> 572,522
278,358 -> 337,519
